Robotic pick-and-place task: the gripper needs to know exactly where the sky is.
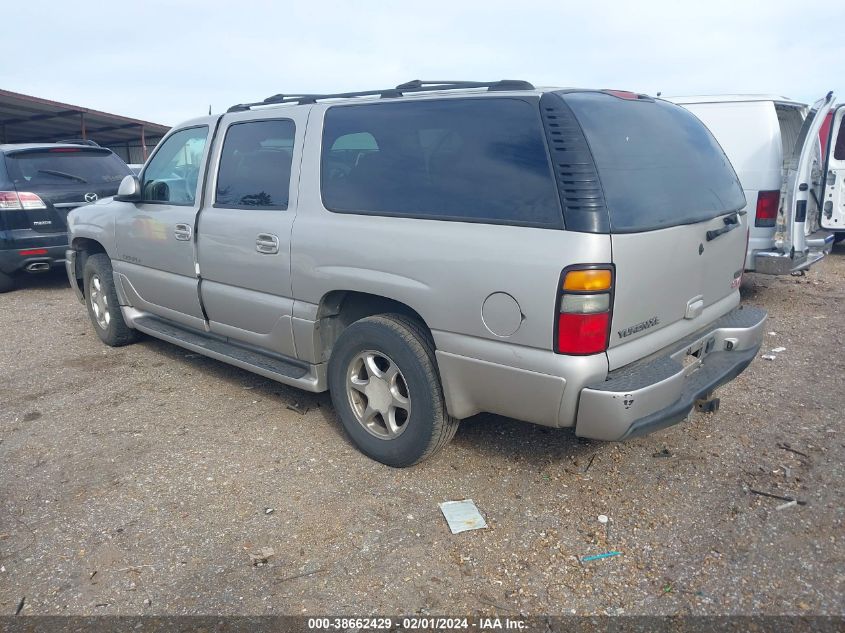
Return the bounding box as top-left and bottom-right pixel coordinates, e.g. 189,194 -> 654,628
4,0 -> 845,126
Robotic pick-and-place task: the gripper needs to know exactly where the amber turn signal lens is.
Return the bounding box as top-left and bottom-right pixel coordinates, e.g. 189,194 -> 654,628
562,269 -> 612,292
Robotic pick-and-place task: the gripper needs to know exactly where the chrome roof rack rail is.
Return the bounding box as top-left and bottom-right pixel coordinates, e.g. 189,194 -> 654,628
227,79 -> 535,112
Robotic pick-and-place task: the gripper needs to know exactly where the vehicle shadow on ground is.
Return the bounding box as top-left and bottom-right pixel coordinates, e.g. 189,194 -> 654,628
739,273 -> 772,300
452,413 -> 600,463
137,336 -> 602,464
8,268 -> 69,292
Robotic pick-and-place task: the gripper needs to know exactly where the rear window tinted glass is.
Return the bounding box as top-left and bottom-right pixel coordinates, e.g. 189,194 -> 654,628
321,98 -> 561,227
216,119 -> 295,209
834,115 -> 845,160
6,149 -> 131,187
564,93 -> 746,232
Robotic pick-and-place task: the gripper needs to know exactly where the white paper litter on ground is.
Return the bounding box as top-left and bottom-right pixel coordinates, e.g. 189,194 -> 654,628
439,499 -> 488,534
771,347 -> 786,353
761,354 -> 777,361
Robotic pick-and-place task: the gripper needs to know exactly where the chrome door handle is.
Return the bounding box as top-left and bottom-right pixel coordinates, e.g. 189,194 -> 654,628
256,233 -> 280,254
174,223 -> 192,241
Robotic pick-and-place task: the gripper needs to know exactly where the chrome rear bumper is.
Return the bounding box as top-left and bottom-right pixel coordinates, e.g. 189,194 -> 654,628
575,305 -> 767,441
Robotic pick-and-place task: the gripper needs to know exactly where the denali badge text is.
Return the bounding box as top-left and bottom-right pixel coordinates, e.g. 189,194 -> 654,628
618,316 -> 660,339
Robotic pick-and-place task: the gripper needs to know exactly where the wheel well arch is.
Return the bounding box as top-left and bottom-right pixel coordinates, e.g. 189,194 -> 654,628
315,290 -> 432,362
69,238 -> 107,295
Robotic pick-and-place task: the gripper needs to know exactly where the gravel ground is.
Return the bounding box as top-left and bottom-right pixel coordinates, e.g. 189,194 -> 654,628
0,245 -> 843,617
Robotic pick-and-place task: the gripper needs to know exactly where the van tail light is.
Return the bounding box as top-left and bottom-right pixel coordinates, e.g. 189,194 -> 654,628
0,191 -> 47,210
755,190 -> 780,227
555,266 -> 614,355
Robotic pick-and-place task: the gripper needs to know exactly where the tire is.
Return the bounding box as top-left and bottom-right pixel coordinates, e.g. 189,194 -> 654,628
83,253 -> 138,347
328,314 -> 459,467
0,270 -> 13,293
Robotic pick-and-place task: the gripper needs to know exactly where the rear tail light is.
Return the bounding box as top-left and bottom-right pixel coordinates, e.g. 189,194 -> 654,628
19,248 -> 48,256
0,191 -> 47,210
555,265 -> 614,355
755,190 -> 780,227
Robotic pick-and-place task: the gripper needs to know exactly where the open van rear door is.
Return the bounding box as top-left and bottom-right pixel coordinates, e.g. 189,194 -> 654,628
777,92 -> 835,257
821,103 -> 845,232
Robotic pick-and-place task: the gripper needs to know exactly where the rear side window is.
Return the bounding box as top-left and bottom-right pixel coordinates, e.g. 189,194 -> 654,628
563,93 -> 746,232
321,98 -> 561,228
216,119 -> 296,209
5,148 -> 131,186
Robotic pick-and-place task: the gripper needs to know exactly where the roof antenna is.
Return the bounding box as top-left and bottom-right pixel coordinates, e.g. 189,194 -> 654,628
656,91 -> 662,97
208,104 -> 212,115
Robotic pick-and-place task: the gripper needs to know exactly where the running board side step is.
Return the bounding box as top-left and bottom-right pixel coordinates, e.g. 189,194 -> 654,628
131,314 -> 327,392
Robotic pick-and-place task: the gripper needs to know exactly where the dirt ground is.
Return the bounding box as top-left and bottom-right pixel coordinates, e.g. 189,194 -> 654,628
0,245 -> 843,617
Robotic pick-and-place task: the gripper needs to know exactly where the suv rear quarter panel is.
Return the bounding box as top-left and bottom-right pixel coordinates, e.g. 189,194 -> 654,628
291,103 -> 612,425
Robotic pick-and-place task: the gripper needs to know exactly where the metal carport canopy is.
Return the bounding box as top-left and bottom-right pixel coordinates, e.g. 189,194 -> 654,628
0,88 -> 170,160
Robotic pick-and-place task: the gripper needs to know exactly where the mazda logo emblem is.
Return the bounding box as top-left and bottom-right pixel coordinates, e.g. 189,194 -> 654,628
84,193 -> 98,203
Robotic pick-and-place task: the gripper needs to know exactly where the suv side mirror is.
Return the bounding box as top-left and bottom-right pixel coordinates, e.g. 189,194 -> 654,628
115,175 -> 141,202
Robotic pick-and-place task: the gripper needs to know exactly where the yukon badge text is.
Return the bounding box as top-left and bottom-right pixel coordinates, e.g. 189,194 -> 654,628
618,316 -> 660,339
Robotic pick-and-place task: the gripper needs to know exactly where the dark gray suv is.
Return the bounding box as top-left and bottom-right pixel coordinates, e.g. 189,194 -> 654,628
0,142 -> 132,292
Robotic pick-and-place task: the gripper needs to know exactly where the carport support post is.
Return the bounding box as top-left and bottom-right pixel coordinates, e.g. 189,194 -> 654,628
140,125 -> 147,160
80,112 -> 87,141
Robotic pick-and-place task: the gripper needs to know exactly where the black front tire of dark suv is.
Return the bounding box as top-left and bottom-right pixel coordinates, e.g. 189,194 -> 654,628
0,270 -> 13,293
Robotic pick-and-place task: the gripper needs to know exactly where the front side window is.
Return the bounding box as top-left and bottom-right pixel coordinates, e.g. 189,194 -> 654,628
216,119 -> 296,209
142,126 -> 208,205
320,98 -> 561,227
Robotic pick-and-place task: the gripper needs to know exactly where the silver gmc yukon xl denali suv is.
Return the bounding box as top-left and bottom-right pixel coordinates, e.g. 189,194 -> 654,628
65,80 -> 767,467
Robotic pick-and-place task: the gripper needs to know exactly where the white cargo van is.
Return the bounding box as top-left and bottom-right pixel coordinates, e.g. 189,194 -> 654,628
668,94 -> 836,274
821,103 -> 845,240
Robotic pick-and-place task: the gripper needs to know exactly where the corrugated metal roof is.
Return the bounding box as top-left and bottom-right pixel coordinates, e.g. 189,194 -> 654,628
0,88 -> 170,153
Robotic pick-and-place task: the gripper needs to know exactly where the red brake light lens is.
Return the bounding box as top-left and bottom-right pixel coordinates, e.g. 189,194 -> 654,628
0,191 -> 47,210
557,312 -> 610,355
19,248 -> 49,256
0,192 -> 22,209
604,90 -> 640,100
755,190 -> 780,227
